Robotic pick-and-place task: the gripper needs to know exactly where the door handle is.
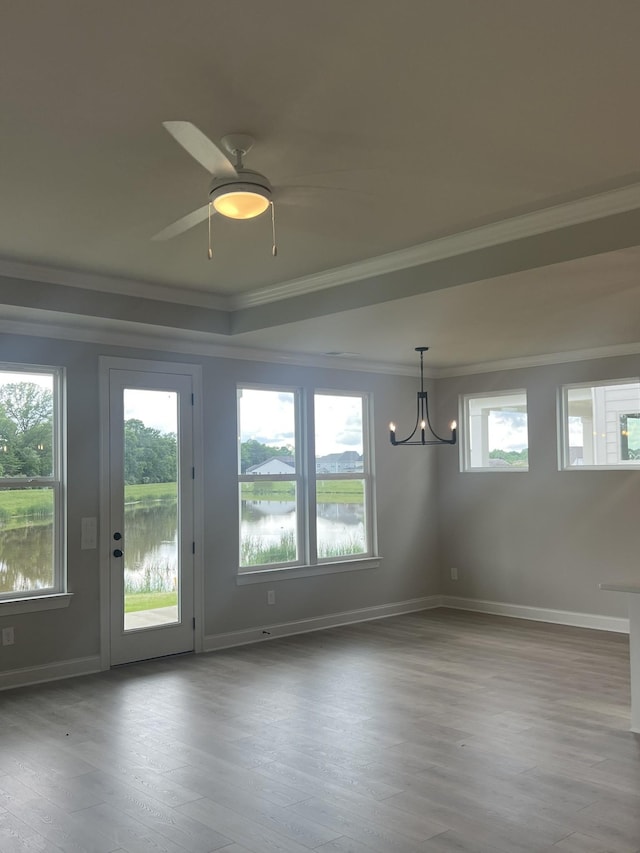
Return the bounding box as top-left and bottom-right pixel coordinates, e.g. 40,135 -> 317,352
113,548 -> 123,558
113,532 -> 122,540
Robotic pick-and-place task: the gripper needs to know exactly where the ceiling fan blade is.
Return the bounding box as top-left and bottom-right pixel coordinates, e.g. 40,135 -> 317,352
163,121 -> 237,178
151,204 -> 212,241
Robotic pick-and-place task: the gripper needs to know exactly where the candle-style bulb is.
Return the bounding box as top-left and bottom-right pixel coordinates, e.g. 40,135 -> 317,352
420,420 -> 426,430
450,420 -> 457,431
389,422 -> 396,432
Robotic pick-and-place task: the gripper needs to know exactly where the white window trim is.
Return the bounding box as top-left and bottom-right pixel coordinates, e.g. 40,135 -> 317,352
238,383 -> 303,571
560,377 -> 640,471
460,389 -> 529,472
313,388 -> 376,564
237,384 -> 378,577
0,364 -> 66,609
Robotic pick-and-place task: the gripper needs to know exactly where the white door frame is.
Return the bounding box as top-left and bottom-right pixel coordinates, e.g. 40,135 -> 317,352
99,356 -> 204,669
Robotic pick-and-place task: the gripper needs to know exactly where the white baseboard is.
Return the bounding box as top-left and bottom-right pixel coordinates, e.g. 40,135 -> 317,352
1,597 -> 626,691
441,595 -> 629,634
204,595 -> 442,652
0,655 -> 102,692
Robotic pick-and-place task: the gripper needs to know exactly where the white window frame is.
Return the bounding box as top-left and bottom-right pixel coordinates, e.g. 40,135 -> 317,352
237,384 -> 379,583
237,383 -> 304,571
0,363 -> 69,614
560,377 -> 640,471
312,389 -> 375,565
461,389 -> 529,472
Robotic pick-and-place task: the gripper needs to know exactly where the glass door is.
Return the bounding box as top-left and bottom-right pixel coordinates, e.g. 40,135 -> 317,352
108,369 -> 194,666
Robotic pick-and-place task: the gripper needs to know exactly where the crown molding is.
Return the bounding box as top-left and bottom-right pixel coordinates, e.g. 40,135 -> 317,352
435,341 -> 640,378
1,309 -> 638,379
4,180 -> 640,317
233,181 -> 640,309
0,311 -> 418,376
0,258 -> 230,311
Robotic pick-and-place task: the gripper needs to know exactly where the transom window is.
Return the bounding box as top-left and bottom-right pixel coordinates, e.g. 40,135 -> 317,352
561,379 -> 640,468
237,386 -> 374,573
461,390 -> 529,471
0,365 -> 64,600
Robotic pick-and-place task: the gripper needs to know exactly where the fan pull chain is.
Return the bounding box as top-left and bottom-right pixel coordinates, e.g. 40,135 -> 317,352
207,203 -> 213,259
270,201 -> 278,257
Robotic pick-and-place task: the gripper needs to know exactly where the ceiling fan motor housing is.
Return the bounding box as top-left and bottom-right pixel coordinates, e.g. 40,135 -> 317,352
209,169 -> 272,201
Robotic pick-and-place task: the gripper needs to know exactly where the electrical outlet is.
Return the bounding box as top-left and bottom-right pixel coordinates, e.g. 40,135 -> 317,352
267,589 -> 276,605
450,567 -> 458,581
2,626 -> 15,646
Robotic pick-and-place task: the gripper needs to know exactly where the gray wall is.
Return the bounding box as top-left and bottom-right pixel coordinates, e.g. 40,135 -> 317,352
0,333 -> 441,674
437,355 -> 640,619
5,328 -> 634,679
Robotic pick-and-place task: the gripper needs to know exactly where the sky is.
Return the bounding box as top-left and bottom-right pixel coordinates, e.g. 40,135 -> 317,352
238,389 -> 363,457
124,389 -> 177,434
488,411 -> 529,452
0,371 -> 53,390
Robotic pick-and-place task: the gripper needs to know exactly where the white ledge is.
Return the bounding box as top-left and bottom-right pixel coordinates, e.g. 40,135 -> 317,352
0,593 -> 73,615
237,557 -> 381,584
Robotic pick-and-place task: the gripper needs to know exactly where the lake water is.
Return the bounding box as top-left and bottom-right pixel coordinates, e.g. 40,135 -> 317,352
0,498 -> 365,594
242,499 -> 365,559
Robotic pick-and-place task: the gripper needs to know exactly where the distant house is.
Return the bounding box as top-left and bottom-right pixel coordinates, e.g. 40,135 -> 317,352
246,456 -> 295,475
315,451 -> 363,474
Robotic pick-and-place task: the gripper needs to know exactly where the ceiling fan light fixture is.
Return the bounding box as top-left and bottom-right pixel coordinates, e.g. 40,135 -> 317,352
210,182 -> 271,220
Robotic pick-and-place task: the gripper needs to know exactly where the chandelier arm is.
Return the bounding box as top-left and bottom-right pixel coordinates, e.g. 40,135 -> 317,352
391,395 -> 421,445
423,392 -> 449,443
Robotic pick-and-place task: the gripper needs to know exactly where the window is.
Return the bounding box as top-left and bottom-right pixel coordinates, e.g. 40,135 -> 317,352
462,390 -> 529,471
561,379 -> 640,469
237,386 -> 374,574
314,392 -> 369,561
238,387 -> 299,568
0,365 -> 64,601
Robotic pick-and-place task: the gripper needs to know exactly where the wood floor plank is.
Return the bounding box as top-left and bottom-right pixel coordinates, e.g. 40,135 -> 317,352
0,609 -> 638,853
0,810 -> 59,853
177,796 -> 317,853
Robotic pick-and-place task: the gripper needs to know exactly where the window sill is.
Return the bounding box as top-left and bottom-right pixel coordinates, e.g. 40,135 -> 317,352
237,557 -> 381,585
561,465 -> 640,471
0,593 -> 73,616
462,467 -> 529,473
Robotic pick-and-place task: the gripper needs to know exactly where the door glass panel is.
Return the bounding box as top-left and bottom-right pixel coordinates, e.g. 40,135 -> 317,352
122,389 -> 179,631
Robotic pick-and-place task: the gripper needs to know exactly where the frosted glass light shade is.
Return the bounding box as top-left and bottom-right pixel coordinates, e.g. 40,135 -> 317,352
212,189 -> 270,219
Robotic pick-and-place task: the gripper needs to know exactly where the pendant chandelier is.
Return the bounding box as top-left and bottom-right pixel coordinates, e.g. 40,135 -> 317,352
389,347 -> 457,447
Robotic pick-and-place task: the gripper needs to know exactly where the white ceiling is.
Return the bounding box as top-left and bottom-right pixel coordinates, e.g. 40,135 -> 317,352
2,1 -> 640,370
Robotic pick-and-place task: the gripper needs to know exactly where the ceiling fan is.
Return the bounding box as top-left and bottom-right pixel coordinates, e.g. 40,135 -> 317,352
153,121 -> 280,256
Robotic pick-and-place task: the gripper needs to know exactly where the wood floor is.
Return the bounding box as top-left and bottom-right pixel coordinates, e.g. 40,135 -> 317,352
1,608 -> 639,853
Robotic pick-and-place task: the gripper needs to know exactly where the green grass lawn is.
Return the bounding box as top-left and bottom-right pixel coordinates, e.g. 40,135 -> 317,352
124,591 -> 177,613
241,479 -> 364,503
0,481 -> 178,529
125,482 -> 177,503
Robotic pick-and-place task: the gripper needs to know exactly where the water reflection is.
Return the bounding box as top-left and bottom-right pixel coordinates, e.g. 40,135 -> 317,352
0,521 -> 54,593
1,496 -> 367,595
124,501 -> 177,593
241,499 -> 366,555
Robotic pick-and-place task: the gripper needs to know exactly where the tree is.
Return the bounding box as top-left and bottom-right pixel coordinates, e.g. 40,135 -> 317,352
0,383 -> 52,433
0,382 -> 53,477
489,448 -> 528,467
240,439 -> 293,473
124,419 -> 177,484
